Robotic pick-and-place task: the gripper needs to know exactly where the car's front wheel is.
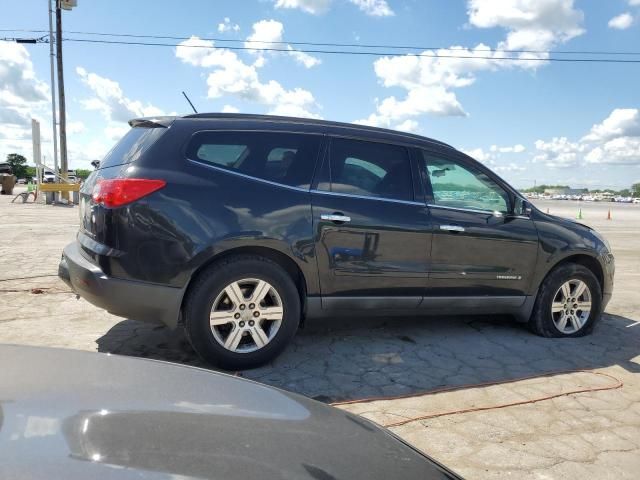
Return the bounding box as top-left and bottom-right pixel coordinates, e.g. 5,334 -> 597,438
184,255 -> 300,370
529,263 -> 602,337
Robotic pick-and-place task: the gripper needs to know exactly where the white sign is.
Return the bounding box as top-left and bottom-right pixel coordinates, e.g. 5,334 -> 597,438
31,119 -> 41,166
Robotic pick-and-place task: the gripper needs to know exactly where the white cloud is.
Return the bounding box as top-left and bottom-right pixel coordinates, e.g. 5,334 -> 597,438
395,119 -> 419,133
495,162 -> 526,173
461,147 -> 494,163
76,67 -> 165,123
357,0 -> 585,129
218,17 -> 240,33
67,121 -> 86,135
0,42 -> 49,128
0,42 -> 51,163
245,20 -> 321,69
608,12 -> 634,30
490,144 -> 526,153
533,137 -> 585,168
221,105 -> 240,113
274,0 -> 393,16
533,108 -> 640,168
286,45 -> 322,68
104,125 -> 129,141
175,36 -> 321,118
630,0 -> 640,5
245,19 -> 284,51
582,109 -> 640,142
348,0 -> 394,17
468,0 -> 584,56
585,137 -> 640,165
74,68 -> 170,168
274,0 -> 332,14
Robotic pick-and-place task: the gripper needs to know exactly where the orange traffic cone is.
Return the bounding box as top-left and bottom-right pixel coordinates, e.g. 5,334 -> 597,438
607,209 -> 611,220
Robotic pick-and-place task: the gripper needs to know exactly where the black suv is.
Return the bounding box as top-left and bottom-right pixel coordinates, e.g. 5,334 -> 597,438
59,114 -> 614,369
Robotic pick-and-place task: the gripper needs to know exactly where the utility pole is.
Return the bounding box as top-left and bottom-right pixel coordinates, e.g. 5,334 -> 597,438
55,0 -> 68,187
48,0 -> 59,177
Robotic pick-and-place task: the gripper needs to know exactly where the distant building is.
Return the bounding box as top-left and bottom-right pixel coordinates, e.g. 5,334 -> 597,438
544,187 -> 586,196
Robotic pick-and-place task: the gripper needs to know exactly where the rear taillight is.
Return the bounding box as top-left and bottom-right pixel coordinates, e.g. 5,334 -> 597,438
92,179 -> 166,207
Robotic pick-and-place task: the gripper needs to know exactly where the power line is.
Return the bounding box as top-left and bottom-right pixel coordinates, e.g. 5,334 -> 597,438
55,37 -> 640,63
2,27 -> 640,56
4,31 -> 640,64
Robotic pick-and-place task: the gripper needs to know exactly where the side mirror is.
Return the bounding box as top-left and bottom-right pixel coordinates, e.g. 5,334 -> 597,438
513,197 -> 532,217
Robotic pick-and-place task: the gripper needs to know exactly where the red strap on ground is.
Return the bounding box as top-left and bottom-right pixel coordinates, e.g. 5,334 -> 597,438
331,369 -> 624,428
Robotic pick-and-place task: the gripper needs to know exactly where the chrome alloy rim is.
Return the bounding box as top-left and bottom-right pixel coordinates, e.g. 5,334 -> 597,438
551,279 -> 592,334
210,278 -> 284,353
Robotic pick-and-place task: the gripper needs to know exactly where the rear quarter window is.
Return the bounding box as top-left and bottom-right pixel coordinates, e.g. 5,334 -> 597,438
186,131 -> 321,189
99,127 -> 166,169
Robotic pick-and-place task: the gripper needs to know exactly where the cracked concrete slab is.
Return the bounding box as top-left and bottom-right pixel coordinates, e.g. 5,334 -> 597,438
1,190 -> 639,479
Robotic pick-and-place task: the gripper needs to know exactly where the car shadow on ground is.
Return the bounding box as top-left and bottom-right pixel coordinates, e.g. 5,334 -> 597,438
96,313 -> 640,403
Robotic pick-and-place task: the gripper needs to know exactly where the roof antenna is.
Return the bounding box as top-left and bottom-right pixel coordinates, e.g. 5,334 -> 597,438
182,91 -> 198,114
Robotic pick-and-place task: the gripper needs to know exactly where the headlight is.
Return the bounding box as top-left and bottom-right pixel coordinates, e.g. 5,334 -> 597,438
591,229 -> 611,252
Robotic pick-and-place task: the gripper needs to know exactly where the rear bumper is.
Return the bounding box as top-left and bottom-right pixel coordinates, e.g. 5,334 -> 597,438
59,242 -> 183,328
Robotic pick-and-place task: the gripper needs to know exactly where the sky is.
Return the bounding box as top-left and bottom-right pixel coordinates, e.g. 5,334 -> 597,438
1,0 -> 639,190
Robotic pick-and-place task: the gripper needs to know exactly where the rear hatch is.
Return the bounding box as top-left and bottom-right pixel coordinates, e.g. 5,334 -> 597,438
79,118 -> 172,251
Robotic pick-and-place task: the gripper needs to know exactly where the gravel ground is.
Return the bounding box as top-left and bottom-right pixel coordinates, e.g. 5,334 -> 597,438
1,190 -> 639,479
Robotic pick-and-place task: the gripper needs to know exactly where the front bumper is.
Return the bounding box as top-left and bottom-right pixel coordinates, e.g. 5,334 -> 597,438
600,251 -> 615,310
59,242 -> 184,328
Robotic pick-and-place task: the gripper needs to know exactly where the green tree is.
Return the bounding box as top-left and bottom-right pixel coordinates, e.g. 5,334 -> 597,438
632,183 -> 640,198
75,168 -> 92,180
5,153 -> 28,179
25,166 -> 36,181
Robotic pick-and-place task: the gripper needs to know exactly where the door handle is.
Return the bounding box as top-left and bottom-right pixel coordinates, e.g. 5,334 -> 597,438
439,224 -> 465,232
321,213 -> 351,223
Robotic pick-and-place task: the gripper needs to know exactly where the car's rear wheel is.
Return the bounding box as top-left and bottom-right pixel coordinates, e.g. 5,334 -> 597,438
184,255 -> 300,370
529,263 -> 602,337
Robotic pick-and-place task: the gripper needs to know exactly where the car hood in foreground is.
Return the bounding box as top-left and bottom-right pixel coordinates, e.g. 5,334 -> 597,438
0,345 -> 460,480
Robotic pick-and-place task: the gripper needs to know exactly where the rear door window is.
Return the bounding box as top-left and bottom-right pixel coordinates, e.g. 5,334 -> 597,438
99,127 -> 166,169
325,137 -> 413,202
186,131 -> 321,189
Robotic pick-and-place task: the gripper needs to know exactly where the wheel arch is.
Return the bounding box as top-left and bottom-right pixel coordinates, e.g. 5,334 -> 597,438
179,245 -> 309,325
543,253 -> 604,292
517,252 -> 604,324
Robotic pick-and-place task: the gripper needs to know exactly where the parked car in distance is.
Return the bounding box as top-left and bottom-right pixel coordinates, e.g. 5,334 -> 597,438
59,114 -> 615,369
0,344 -> 463,480
43,169 -> 56,183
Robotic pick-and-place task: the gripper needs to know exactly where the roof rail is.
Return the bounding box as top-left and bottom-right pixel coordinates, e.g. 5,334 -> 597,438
180,113 -> 454,149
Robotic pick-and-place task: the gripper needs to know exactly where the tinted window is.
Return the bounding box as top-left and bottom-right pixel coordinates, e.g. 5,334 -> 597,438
421,151 -> 509,213
100,127 -> 166,169
327,138 -> 413,201
187,131 -> 321,188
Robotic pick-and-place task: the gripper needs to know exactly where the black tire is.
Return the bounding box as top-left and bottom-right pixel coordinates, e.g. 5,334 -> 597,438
184,254 -> 300,370
529,263 -> 602,338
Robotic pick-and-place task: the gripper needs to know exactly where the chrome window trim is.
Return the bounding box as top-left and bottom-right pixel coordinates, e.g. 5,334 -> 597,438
186,158 -> 310,193
427,203 -> 505,216
311,188 -> 426,206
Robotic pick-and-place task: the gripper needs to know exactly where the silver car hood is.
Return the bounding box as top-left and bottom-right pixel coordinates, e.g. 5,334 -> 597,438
0,345 -> 460,480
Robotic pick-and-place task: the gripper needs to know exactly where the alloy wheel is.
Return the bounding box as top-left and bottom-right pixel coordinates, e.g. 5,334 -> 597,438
551,279 -> 592,334
209,278 -> 284,353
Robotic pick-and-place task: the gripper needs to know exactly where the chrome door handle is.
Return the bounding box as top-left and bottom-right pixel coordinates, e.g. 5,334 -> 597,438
440,224 -> 465,232
321,213 -> 351,223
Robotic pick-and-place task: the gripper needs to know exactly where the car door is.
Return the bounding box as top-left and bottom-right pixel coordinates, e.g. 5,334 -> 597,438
311,136 -> 432,310
417,148 -> 539,299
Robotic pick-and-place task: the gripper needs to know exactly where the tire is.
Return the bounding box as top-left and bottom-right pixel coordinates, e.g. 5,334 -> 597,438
183,255 -> 300,370
529,263 -> 602,338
